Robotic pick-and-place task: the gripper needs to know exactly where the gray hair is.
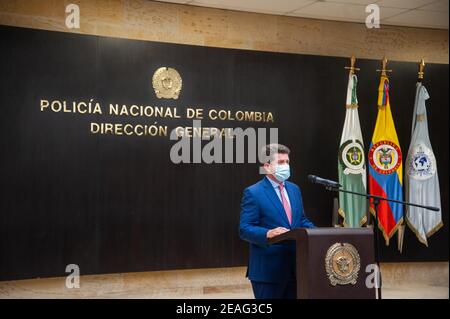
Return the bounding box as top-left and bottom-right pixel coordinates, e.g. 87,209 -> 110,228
260,143 -> 290,163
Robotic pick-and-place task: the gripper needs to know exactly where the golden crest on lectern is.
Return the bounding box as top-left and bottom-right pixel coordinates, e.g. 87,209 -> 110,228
152,67 -> 182,99
325,243 -> 360,286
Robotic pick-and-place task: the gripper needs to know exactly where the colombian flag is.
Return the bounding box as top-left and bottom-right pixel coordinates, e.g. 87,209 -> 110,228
368,75 -> 403,245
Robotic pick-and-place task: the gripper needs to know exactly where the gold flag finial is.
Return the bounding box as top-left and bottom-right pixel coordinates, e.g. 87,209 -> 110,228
376,56 -> 392,77
345,55 -> 360,75
418,58 -> 425,81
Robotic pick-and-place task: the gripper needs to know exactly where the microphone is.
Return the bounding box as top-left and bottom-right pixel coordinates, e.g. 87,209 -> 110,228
308,175 -> 341,188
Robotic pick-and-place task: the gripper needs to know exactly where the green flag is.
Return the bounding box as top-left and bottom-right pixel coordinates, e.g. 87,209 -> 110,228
338,74 -> 367,227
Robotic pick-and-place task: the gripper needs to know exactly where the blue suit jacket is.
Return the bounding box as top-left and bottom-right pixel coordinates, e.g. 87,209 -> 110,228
239,177 -> 315,283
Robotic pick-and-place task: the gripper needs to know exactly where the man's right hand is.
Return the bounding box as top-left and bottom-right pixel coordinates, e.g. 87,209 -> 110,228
266,227 -> 289,239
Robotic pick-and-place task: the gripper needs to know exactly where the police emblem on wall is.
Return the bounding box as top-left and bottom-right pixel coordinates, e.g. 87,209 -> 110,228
407,144 -> 436,180
152,67 -> 182,99
369,140 -> 402,175
325,243 -> 360,286
339,140 -> 365,175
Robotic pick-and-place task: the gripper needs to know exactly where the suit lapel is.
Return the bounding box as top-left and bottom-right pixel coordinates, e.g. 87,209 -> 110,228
262,177 -> 290,226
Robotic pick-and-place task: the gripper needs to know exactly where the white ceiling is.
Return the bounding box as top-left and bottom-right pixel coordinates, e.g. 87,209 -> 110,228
157,0 -> 449,29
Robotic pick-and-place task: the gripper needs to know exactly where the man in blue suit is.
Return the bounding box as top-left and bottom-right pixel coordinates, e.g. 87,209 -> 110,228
239,143 -> 315,299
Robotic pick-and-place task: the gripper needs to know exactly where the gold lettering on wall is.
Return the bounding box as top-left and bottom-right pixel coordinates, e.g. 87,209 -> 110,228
39,99 -> 276,138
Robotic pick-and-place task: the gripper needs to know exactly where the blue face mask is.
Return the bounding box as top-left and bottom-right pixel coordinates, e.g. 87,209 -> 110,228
274,164 -> 290,183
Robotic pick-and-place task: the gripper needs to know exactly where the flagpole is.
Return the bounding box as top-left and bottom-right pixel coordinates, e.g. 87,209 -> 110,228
418,58 -> 425,82
376,56 -> 392,77
323,185 -> 439,299
345,55 -> 360,75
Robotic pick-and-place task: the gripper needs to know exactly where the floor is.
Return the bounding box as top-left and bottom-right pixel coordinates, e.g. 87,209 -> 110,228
0,263 -> 448,299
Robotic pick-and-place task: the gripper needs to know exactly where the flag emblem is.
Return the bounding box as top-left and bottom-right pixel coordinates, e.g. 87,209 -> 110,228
340,140 -> 365,174
369,140 -> 402,174
407,144 -> 436,180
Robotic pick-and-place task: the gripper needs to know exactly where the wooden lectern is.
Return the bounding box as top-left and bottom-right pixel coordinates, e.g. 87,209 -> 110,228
269,227 -> 376,299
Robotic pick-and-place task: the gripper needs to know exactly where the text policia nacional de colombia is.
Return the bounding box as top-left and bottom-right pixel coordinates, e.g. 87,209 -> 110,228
39,99 -> 275,138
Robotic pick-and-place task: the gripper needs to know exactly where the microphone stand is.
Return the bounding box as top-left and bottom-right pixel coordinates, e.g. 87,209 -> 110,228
323,184 -> 439,300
